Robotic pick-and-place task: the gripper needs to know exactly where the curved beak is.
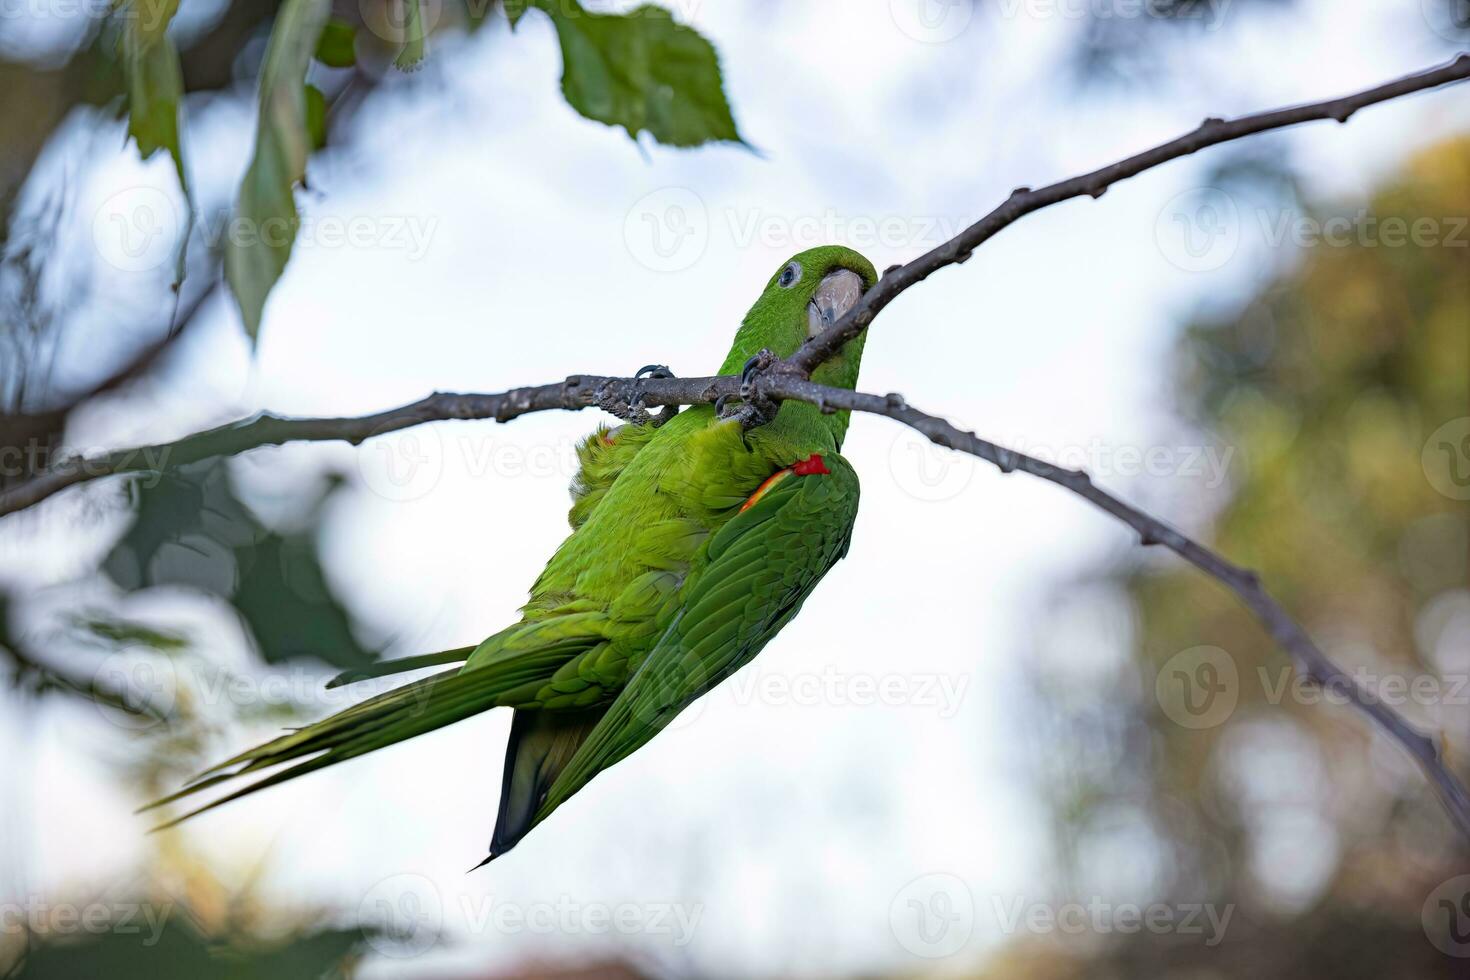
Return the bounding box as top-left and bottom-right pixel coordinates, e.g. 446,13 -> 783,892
806,268 -> 865,336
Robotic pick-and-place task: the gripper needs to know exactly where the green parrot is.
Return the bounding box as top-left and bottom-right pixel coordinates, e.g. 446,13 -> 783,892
147,245 -> 877,864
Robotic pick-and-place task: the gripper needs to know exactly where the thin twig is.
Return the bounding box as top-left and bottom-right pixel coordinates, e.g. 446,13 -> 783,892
781,54 -> 1470,376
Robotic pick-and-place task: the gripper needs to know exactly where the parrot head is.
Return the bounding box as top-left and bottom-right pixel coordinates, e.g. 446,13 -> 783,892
719,245 -> 879,393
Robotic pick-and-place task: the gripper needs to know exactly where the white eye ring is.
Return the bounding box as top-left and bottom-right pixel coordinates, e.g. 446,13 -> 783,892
777,261 -> 801,289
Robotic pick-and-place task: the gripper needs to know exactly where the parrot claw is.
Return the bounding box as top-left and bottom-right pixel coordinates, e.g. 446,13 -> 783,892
730,348 -> 779,431
603,365 -> 680,427
739,349 -> 777,399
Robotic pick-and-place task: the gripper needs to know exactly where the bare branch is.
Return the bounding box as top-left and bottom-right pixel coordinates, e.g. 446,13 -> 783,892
785,383 -> 1470,843
4,374 -> 1466,838
0,56 -> 1466,837
782,53 -> 1470,376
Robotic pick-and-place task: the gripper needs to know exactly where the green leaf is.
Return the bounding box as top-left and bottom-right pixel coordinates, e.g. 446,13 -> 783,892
104,462 -> 378,671
304,83 -> 327,150
314,16 -> 357,68
224,0 -> 331,342
505,0 -> 530,28
119,0 -> 190,286
394,0 -> 427,71
533,1 -> 743,148
120,0 -> 184,180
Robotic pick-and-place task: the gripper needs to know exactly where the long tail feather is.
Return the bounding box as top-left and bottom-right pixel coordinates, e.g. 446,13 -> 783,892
142,642 -> 589,827
325,646 -> 476,689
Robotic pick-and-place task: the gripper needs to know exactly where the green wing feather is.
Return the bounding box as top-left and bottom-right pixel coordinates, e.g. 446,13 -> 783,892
528,452 -> 860,831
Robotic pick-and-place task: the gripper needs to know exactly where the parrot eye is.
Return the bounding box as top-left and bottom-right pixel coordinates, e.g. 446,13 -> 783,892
777,261 -> 801,289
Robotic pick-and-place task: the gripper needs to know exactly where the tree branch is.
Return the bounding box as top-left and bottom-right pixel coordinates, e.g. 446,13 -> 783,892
1,56 -> 1466,837
781,53 -> 1470,376
4,374 -> 1467,838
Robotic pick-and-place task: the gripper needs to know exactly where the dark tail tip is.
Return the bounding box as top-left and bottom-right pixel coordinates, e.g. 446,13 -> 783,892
467,851 -> 500,874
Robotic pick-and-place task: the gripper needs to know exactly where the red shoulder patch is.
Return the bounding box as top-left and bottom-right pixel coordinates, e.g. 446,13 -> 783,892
792,453 -> 830,476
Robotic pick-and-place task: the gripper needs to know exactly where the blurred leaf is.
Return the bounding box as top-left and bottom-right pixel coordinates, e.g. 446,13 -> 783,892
313,16 -> 357,68
304,83 -> 327,150
119,0 -> 186,187
231,532 -> 373,668
75,616 -> 189,652
118,0 -> 189,286
528,0 -> 744,147
224,0 -> 332,342
103,462 -> 376,670
14,912 -> 369,980
394,0 -> 427,71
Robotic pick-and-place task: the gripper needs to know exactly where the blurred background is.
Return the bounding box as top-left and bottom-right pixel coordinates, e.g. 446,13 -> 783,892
1,0 -> 1468,976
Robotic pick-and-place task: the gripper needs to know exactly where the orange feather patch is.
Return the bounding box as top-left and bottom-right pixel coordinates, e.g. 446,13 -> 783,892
739,454 -> 828,512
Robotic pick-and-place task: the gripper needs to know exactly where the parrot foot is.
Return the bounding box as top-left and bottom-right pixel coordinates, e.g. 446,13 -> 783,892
728,349 -> 780,431
602,364 -> 679,427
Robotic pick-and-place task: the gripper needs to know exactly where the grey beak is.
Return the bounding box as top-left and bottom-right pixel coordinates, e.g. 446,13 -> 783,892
807,269 -> 865,335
